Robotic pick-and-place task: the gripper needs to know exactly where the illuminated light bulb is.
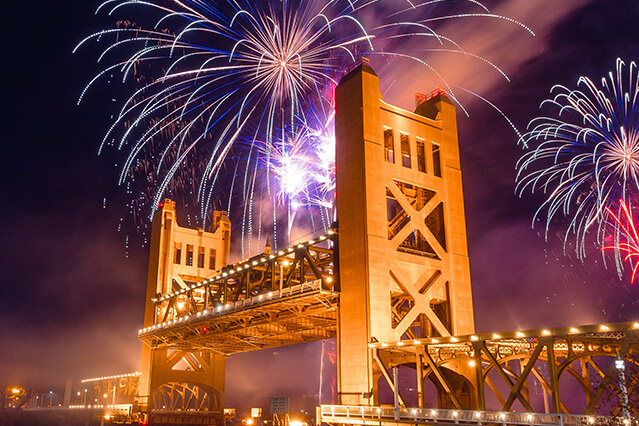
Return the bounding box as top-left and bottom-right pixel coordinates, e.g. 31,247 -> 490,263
431,410 -> 437,416
223,273 -> 228,277
542,329 -> 551,336
500,413 -> 506,419
229,269 -> 235,274
282,260 -> 290,267
432,339 -> 438,343
412,409 -> 417,414
261,258 -> 267,262
320,236 -> 326,240
588,418 -> 595,424
633,322 -> 639,328
570,327 -> 579,333
325,276 -> 333,283
475,412 -> 481,418
244,264 -> 250,269
493,334 -> 500,339
413,340 -> 420,345
377,408 -> 381,413
527,414 -> 533,421
381,342 -> 388,347
368,343 -> 374,348
516,331 -> 524,338
297,244 -> 304,248
451,337 -> 458,342
397,341 -> 403,346
469,360 -> 476,367
471,335 -> 479,341
328,230 -> 335,235
268,292 -> 273,297
308,240 -> 315,244
252,261 -> 258,265
600,325 -> 609,331
289,248 -> 295,252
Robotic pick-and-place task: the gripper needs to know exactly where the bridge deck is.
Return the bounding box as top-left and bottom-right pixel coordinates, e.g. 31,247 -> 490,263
318,405 -> 634,426
139,280 -> 338,354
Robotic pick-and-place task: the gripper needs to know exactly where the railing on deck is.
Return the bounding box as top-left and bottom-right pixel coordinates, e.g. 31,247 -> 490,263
319,405 -> 637,426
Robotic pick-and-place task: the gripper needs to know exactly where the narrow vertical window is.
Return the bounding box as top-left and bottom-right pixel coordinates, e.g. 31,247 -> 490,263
174,243 -> 182,264
209,249 -> 217,270
432,143 -> 441,177
400,134 -> 411,168
197,247 -> 205,268
416,140 -> 426,173
186,244 -> 194,266
384,129 -> 395,163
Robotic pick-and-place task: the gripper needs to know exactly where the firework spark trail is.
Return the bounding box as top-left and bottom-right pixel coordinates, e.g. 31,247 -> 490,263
602,200 -> 639,283
516,58 -> 639,261
77,0 -> 531,254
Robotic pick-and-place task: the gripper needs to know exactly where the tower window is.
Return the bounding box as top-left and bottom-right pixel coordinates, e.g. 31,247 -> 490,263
384,129 -> 395,163
400,133 -> 411,168
416,140 -> 426,173
197,247 -> 205,268
209,249 -> 217,270
174,243 -> 182,264
432,143 -> 441,177
186,245 -> 194,266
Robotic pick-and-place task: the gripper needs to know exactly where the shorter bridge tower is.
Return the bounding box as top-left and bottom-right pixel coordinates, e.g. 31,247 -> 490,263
137,200 -> 231,422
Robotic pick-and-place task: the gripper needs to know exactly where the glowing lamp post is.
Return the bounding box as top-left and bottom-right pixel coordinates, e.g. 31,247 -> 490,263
279,260 -> 290,291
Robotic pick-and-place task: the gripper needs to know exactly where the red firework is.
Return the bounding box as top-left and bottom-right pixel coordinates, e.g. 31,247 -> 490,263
602,200 -> 639,283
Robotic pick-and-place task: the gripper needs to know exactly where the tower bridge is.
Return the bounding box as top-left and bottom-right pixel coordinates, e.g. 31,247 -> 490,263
79,59 -> 638,424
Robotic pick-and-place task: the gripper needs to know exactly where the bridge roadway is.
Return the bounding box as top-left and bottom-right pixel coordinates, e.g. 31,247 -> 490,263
138,230 -> 339,354
318,405 -> 637,426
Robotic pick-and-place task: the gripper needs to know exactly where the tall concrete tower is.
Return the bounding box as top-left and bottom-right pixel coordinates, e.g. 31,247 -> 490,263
137,199 -> 231,419
335,60 -> 474,405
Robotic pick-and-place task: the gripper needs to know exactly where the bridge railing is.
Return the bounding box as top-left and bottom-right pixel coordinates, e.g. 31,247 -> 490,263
318,405 -> 637,426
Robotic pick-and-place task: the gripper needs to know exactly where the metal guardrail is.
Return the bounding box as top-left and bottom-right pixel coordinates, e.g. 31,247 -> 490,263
319,405 -> 637,426
139,279 -> 330,335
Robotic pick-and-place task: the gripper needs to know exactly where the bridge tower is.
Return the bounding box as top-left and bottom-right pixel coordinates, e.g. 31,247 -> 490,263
335,60 -> 474,406
137,199 -> 231,422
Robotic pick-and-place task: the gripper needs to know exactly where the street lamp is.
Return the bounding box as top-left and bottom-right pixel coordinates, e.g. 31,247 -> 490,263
48,391 -> 53,408
279,260 -> 290,290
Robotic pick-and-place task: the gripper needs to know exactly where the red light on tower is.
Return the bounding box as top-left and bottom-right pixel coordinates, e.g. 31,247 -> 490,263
202,326 -> 209,334
158,202 -> 164,208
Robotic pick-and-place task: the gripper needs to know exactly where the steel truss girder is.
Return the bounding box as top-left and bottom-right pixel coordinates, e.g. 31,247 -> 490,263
139,234 -> 338,354
372,324 -> 639,414
141,289 -> 338,354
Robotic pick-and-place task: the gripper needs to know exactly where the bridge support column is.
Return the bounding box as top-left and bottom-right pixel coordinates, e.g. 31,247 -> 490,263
335,59 -> 474,406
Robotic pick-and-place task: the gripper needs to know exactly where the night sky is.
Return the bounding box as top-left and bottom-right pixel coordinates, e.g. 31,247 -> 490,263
2,0 -> 639,415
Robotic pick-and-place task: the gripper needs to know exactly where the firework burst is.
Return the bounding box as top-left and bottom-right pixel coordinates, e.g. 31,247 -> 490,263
602,200 -> 639,283
516,58 -> 639,259
77,0 -> 532,254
